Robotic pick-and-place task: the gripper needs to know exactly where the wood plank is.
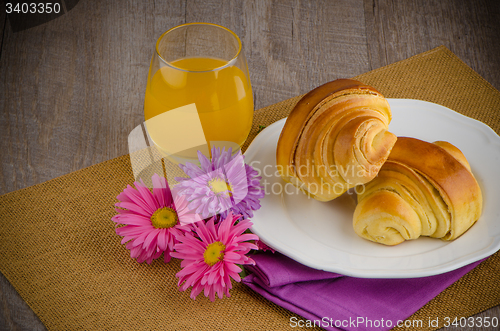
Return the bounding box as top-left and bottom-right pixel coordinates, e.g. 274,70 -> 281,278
185,0 -> 369,109
0,0 -> 368,196
364,0 -> 500,90
0,3 -> 5,57
0,273 -> 46,330
0,0 -> 184,195
0,10 -> 18,324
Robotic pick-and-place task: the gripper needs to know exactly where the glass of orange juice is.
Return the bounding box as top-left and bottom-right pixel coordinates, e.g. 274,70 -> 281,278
144,23 -> 253,164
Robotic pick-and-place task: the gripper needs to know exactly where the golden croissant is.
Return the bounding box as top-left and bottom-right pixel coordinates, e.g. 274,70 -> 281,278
276,79 -> 397,201
353,137 -> 483,245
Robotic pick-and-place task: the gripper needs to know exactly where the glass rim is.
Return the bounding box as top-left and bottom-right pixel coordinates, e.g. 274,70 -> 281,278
155,22 -> 243,73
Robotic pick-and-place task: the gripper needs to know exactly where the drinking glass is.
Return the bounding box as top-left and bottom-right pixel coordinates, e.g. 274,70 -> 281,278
144,23 -> 253,164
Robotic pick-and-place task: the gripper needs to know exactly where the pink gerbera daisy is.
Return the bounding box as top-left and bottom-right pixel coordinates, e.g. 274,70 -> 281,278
171,212 -> 259,301
112,174 -> 201,264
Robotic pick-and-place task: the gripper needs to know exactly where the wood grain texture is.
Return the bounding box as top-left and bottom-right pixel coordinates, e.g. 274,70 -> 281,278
182,0 -> 369,112
0,0 -> 499,330
364,0 -> 500,90
0,5 -> 5,55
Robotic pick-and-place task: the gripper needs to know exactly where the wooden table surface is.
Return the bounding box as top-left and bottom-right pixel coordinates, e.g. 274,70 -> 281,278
1,0 -> 499,330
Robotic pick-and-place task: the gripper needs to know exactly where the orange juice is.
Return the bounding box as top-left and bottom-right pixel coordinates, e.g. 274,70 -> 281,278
144,57 -> 253,156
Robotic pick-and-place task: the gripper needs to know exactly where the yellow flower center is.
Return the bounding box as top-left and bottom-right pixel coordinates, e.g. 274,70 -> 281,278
209,178 -> 232,195
203,241 -> 226,266
150,207 -> 178,229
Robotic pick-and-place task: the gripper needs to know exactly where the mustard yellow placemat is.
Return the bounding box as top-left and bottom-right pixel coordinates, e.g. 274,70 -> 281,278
1,46 -> 499,330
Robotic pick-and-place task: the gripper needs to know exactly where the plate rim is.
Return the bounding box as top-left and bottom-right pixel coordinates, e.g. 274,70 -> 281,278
245,98 -> 500,278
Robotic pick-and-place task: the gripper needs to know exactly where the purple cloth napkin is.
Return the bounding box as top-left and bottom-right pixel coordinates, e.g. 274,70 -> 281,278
243,252 -> 483,331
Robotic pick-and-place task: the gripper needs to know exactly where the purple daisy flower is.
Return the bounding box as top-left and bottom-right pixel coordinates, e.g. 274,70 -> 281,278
174,147 -> 265,220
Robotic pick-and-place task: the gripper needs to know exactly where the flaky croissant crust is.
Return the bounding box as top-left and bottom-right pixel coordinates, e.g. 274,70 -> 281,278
276,79 -> 397,201
353,137 -> 483,245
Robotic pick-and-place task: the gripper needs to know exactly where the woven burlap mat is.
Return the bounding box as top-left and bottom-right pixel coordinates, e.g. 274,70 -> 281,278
1,46 -> 499,330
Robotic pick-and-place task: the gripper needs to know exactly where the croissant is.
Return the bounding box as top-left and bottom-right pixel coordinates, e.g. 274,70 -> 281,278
276,79 -> 397,201
353,137 -> 483,245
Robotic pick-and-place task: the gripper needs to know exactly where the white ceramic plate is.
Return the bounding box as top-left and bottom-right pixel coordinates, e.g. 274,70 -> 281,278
244,99 -> 500,278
